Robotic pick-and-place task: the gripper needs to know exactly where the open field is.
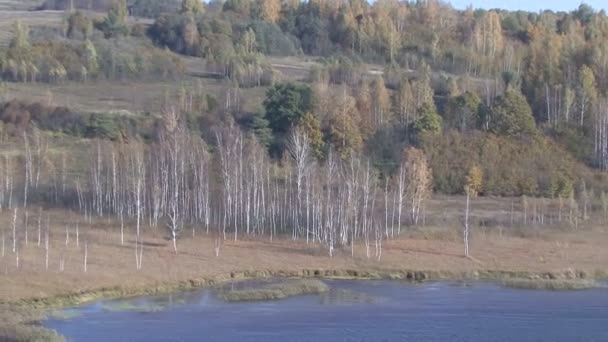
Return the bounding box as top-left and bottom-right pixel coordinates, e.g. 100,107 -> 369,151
0,0 -> 43,11
2,77 -> 269,114
0,9 -> 65,47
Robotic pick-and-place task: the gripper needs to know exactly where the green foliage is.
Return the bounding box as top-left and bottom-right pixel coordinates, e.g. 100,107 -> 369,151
248,111 -> 273,147
83,39 -> 99,77
86,113 -> 122,140
553,174 -> 574,198
291,3 -> 332,56
578,65 -> 597,126
96,0 -> 129,38
7,21 -> 30,60
549,124 -> 594,166
501,71 -> 518,90
490,90 -> 537,138
0,100 -> 142,140
328,107 -> 363,160
237,28 -> 257,55
575,3 -> 595,25
414,103 -> 442,135
262,82 -> 313,156
223,0 -> 251,16
299,112 -> 324,159
263,83 -> 312,135
181,0 -> 204,15
444,92 -> 481,131
206,94 -> 218,112
227,53 -> 275,88
148,13 -> 194,55
1,33 -> 183,83
365,127 -> 406,175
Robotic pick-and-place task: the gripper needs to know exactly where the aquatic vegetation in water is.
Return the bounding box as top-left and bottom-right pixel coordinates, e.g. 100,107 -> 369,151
220,279 -> 329,302
48,310 -> 82,320
102,301 -> 165,313
502,279 -> 600,291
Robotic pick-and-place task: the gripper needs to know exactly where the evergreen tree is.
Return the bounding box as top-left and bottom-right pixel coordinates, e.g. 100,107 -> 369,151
97,0 -> 129,38
444,92 -> 481,132
490,90 -> 537,137
249,111 -> 273,147
263,83 -> 312,135
414,102 -> 442,135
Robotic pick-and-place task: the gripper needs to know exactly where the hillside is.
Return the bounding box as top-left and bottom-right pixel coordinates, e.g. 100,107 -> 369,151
0,0 -> 605,198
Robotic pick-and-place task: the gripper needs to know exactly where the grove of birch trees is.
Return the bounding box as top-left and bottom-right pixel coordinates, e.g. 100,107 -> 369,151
0,106 -> 437,263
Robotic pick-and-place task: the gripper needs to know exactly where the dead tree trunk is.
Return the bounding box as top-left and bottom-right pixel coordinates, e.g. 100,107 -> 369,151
464,192 -> 470,258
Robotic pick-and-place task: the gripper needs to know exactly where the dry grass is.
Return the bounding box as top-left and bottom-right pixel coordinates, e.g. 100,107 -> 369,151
0,208 -> 607,304
0,9 -> 64,48
3,77 -> 270,114
0,0 -> 44,11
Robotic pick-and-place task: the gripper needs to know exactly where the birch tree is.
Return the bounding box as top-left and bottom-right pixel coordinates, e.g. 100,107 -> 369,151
287,127 -> 311,239
464,165 -> 482,258
404,148 -> 432,225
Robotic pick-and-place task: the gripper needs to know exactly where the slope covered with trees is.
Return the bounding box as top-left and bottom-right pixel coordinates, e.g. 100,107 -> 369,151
0,0 -> 606,261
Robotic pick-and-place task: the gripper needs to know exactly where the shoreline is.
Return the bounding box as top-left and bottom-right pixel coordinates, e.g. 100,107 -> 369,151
4,267 -> 605,341
10,266 -> 605,308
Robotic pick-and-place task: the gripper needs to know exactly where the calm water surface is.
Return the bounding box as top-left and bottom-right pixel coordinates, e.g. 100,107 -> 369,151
45,280 -> 608,342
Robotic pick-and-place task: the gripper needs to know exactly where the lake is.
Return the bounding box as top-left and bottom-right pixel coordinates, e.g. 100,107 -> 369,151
45,279 -> 608,342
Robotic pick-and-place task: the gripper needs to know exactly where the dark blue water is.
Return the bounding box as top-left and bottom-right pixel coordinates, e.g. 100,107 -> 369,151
45,280 -> 608,342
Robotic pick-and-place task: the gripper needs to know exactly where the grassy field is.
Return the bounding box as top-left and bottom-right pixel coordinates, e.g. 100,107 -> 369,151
0,0 -> 43,11
2,77 -> 270,114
